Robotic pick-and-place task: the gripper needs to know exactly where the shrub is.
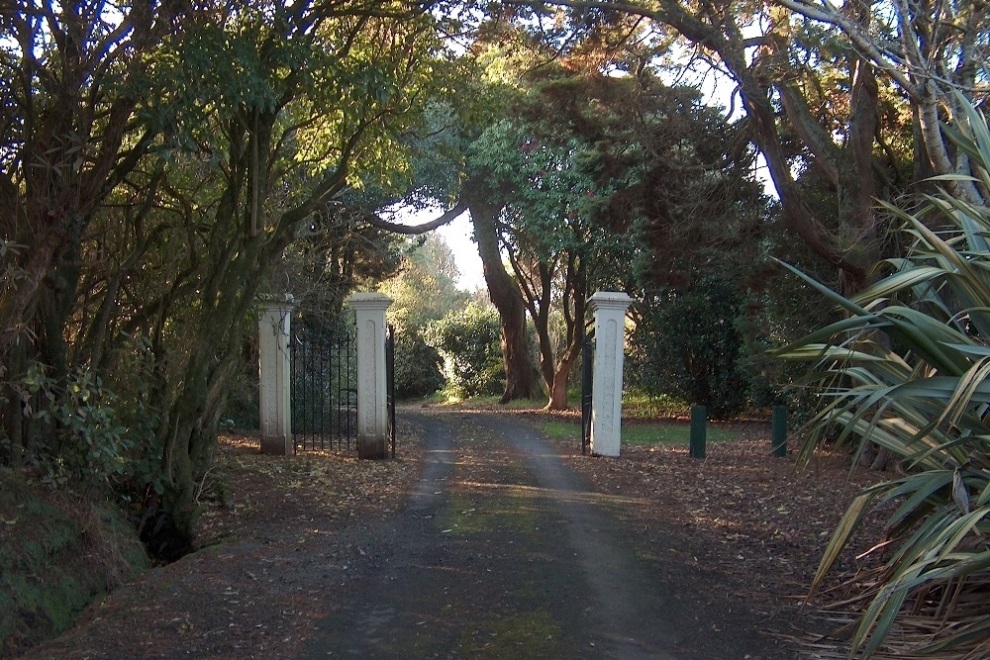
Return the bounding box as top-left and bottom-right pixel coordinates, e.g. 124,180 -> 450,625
393,330 -> 445,398
426,303 -> 504,398
779,98 -> 990,657
21,363 -> 129,491
736,290 -> 832,426
629,273 -> 748,418
15,341 -> 166,503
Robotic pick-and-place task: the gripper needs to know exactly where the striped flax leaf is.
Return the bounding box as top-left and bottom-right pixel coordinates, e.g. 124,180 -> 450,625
784,101 -> 990,657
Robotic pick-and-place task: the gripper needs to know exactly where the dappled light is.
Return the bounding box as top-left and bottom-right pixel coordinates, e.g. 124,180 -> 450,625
547,424 -> 890,598
195,430 -> 422,550
3,0 -> 989,656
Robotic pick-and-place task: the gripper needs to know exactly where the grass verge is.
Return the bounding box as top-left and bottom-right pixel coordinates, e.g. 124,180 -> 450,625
538,420 -> 743,447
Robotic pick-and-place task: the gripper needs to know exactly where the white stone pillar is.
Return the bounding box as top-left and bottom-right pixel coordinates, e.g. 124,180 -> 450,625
258,295 -> 294,455
588,291 -> 633,457
346,293 -> 392,459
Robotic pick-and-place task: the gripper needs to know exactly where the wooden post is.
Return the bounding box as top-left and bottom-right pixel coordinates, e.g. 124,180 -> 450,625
772,405 -> 787,457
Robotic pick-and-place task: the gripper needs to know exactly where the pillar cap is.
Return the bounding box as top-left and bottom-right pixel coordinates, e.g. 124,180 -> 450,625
258,293 -> 294,308
346,292 -> 393,311
588,291 -> 633,312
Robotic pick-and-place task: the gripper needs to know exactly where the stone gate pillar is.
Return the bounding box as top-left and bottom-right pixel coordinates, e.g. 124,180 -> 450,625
347,293 -> 392,459
588,291 -> 633,457
258,294 -> 293,455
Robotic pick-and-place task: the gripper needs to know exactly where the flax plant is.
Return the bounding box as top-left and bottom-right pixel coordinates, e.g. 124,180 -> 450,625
780,98 -> 990,658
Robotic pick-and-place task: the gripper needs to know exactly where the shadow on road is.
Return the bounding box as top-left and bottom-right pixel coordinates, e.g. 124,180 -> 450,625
306,410 -> 784,659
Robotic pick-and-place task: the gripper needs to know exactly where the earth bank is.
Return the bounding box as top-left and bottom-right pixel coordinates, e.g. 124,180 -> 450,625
0,473 -> 150,658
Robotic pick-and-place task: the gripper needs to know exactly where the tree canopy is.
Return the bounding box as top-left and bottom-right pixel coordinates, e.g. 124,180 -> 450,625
0,0 -> 461,551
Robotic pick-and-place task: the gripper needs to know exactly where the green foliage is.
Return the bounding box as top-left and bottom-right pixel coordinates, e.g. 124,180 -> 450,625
21,364 -> 129,491
779,99 -> 990,657
380,235 -> 469,332
379,235 -> 470,399
13,350 -> 166,503
464,68 -> 775,409
277,193 -> 409,324
736,255 -> 839,426
393,330 -> 445,399
101,338 -> 169,499
630,273 -> 749,419
427,303 -> 505,399
466,83 -> 638,278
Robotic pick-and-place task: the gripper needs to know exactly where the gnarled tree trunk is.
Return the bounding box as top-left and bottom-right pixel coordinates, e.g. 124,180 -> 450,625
466,191 -> 538,403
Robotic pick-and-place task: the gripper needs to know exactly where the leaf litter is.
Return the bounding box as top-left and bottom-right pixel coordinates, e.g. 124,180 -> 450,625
20,410 -> 890,659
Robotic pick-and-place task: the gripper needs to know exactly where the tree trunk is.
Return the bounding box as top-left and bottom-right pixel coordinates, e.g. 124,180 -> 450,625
547,350 -> 579,410
545,281 -> 586,411
870,447 -> 893,472
515,261 -> 556,403
467,194 -> 538,403
147,210 -> 274,554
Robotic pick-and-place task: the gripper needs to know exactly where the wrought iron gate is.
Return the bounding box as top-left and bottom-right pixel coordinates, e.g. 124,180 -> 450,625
581,331 -> 594,455
386,323 -> 396,458
290,322 -> 357,452
290,316 -> 398,455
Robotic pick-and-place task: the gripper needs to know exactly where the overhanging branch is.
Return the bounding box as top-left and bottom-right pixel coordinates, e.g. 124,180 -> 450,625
362,201 -> 468,234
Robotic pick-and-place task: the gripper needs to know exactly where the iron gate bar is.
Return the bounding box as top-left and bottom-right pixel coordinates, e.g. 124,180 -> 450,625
319,338 -> 326,448
292,333 -> 297,452
291,322 -> 357,453
289,312 -> 395,456
581,330 -> 593,456
386,324 -> 396,458
347,333 -> 356,448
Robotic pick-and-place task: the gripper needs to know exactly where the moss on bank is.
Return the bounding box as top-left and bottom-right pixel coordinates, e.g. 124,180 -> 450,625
0,469 -> 149,658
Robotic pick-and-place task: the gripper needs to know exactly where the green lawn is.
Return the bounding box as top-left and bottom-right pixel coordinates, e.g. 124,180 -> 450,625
424,394 -> 548,409
538,420 -> 743,446
620,392 -> 693,420
423,392 -> 749,447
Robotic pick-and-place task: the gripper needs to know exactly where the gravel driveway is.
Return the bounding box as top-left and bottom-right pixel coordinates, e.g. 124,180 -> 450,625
305,411 -> 786,659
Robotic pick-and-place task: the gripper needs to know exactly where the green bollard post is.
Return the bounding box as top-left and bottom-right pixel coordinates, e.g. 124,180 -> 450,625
772,405 -> 787,457
690,405 -> 707,458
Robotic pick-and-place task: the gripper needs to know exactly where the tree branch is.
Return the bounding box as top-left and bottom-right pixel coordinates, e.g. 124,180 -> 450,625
361,201 -> 468,234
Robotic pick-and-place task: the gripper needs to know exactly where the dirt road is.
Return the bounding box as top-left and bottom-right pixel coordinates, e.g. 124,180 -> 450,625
305,411 -> 787,659
18,408 -> 796,659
